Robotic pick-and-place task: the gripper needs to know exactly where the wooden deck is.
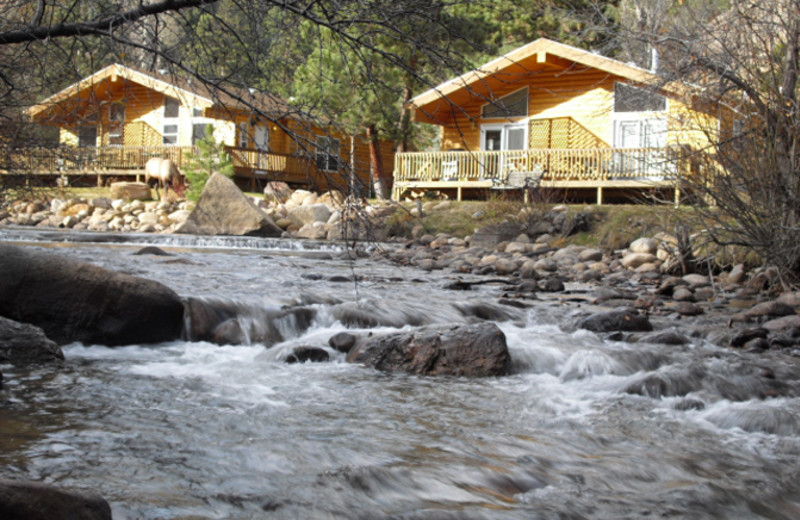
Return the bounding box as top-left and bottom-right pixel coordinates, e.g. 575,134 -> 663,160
1,145 -> 328,191
393,147 -> 685,203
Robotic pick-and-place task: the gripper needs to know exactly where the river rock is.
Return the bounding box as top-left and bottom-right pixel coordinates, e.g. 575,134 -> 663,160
621,252 -> 658,269
471,221 -> 526,249
0,244 -> 184,346
0,479 -> 112,520
629,237 -> 658,254
763,315 -> 800,332
745,301 -> 796,319
177,173 -> 283,237
263,181 -> 293,203
110,181 -> 151,201
288,204 -> 333,227
0,316 -> 64,364
577,310 -> 653,333
328,332 -> 358,353
346,322 -> 510,377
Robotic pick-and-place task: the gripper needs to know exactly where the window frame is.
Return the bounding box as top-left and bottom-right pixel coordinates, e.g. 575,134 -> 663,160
108,103 -> 125,146
481,87 -> 529,120
163,96 -> 180,145
315,136 -> 341,172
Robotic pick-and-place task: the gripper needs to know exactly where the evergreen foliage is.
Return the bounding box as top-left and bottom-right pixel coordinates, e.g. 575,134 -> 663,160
183,125 -> 234,202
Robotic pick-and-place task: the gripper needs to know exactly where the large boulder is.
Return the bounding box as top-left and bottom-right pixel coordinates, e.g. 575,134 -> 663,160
177,173 -> 282,236
0,316 -> 64,364
109,181 -> 151,201
0,479 -> 112,520
346,322 -> 511,377
0,244 -> 184,346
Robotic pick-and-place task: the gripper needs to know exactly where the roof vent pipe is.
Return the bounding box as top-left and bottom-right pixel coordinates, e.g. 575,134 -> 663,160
650,46 -> 659,73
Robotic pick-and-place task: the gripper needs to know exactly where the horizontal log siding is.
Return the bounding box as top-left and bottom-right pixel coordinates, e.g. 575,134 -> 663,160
441,69 -> 616,151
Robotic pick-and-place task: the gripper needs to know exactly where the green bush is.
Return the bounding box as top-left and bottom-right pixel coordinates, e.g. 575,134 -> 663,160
183,125 -> 234,202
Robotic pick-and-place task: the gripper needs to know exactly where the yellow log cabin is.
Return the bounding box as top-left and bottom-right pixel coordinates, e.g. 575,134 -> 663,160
19,64 -> 395,194
396,38 -> 724,203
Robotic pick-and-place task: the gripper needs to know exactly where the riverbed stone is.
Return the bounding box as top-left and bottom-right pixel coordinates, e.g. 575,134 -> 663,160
471,221 -> 526,249
577,310 -> 653,333
0,244 -> 185,346
347,322 -> 511,377
629,237 -> 658,254
621,252 -> 658,269
0,479 -> 112,520
177,173 -> 282,237
0,316 -> 64,365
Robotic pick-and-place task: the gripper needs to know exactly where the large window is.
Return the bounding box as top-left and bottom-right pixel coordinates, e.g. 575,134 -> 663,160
316,136 -> 340,172
614,83 -> 666,113
108,103 -> 125,146
163,96 -> 180,145
482,87 -> 529,119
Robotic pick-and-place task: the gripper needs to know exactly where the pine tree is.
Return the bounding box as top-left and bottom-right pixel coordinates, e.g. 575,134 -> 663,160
183,125 -> 234,202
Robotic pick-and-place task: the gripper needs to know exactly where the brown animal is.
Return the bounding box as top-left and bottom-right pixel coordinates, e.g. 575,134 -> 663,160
144,158 -> 185,198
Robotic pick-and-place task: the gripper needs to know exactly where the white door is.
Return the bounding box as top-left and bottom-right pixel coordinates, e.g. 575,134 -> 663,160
254,125 -> 270,151
481,122 -> 528,177
614,118 -> 668,177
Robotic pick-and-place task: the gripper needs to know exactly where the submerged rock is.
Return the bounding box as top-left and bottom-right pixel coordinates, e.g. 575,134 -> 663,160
0,479 -> 112,520
0,244 -> 184,346
347,322 -> 510,377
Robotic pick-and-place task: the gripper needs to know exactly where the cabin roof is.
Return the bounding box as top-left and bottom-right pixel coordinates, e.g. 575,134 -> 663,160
408,38 -> 688,125
26,63 -> 291,122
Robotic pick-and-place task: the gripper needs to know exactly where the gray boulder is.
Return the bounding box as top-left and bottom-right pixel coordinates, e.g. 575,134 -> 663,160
287,204 -> 333,227
577,309 -> 653,333
0,316 -> 64,364
0,244 -> 184,346
347,322 -> 511,377
0,479 -> 111,520
177,173 -> 282,237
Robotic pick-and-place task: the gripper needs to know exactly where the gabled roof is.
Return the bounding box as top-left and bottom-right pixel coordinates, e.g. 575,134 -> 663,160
27,63 -> 290,122
408,38 -> 682,125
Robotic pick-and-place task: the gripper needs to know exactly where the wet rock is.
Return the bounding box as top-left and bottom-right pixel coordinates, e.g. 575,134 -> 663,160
682,273 -> 710,288
674,398 -> 706,411
777,292 -> 800,308
0,244 -> 184,346
0,479 -> 112,520
673,302 -> 704,316
639,330 -> 691,345
728,264 -> 746,284
672,287 -> 695,302
328,332 -> 358,353
764,314 -> 800,331
133,246 -> 172,256
730,328 -> 768,348
177,173 -> 283,237
577,310 -> 653,333
286,346 -> 330,363
211,319 -> 247,345
745,301 -> 796,319
0,316 -> 64,365
540,278 -> 565,293
347,322 -> 510,377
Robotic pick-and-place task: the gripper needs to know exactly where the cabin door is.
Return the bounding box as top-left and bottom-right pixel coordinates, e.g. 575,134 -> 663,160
253,125 -> 270,151
613,117 -> 668,178
481,122 -> 527,178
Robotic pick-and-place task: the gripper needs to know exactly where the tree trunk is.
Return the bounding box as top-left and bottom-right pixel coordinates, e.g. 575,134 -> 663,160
367,124 -> 389,199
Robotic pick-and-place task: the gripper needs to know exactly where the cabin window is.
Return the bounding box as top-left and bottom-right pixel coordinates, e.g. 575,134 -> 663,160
482,87 -> 529,119
192,106 -> 204,118
614,83 -> 666,113
238,123 -> 249,148
163,96 -> 180,145
78,126 -> 97,148
316,136 -> 340,172
108,104 -> 125,146
192,124 -> 208,145
164,96 -> 180,118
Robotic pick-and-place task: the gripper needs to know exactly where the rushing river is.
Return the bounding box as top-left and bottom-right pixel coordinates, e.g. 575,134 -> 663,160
3,228 -> 800,519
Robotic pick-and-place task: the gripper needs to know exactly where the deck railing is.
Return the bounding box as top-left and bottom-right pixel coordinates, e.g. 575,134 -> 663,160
394,147 -> 682,184
2,145 -> 317,178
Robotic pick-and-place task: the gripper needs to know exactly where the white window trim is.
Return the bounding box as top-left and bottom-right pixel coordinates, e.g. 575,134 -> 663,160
315,136 -> 341,172
481,86 -> 529,120
163,96 -> 180,146
480,121 -> 529,151
108,104 -> 125,146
